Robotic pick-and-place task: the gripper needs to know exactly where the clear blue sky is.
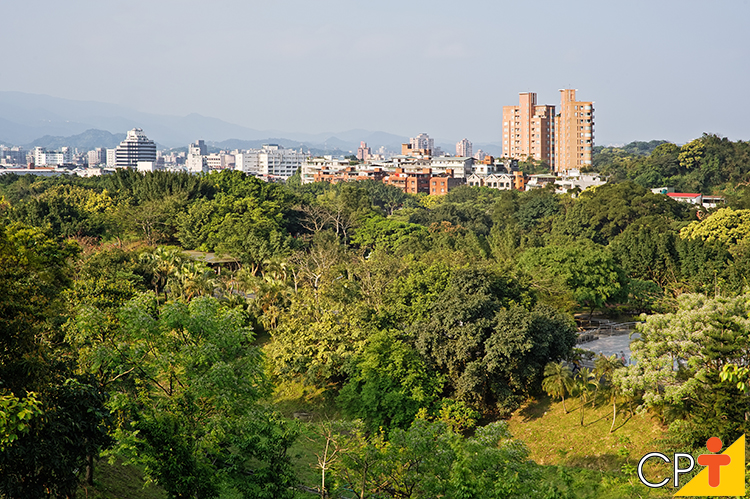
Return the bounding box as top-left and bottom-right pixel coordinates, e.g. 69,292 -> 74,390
3,0 -> 749,145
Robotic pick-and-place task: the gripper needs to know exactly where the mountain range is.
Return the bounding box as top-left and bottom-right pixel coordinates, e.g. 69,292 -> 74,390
0,91 -> 502,155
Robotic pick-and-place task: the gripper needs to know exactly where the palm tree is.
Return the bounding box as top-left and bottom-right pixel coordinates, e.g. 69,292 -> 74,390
542,362 -> 574,414
573,367 -> 598,426
595,354 -> 625,432
140,246 -> 187,300
174,261 -> 218,300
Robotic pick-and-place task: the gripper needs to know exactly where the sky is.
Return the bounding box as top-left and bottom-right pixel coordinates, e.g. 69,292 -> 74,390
3,0 -> 750,145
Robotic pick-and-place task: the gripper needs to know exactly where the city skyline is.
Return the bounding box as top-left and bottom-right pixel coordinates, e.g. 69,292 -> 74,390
1,0 -> 749,146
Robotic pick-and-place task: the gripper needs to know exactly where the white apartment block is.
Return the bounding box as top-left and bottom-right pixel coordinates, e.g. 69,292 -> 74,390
33,147 -> 73,166
429,156 -> 473,178
235,151 -> 259,174
186,153 -> 208,173
234,144 -> 306,179
205,153 -> 235,170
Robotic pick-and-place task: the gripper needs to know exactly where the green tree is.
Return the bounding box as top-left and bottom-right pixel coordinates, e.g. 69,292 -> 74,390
412,268 -> 575,413
517,244 -> 626,314
0,392 -> 41,450
337,331 -> 444,431
0,378 -> 113,498
542,362 -> 574,413
332,419 -> 540,499
86,294 -> 296,499
609,218 -> 680,288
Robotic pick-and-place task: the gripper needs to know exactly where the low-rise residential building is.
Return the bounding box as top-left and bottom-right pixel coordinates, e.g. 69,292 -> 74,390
466,172 -> 516,190
314,166 -> 387,184
383,167 -> 432,194
430,156 -> 473,178
300,156 -> 350,184
554,169 -> 606,194
667,192 -> 703,205
430,174 -> 465,195
137,161 -> 161,173
702,196 -> 726,209
205,153 -> 235,170
525,174 -> 558,190
653,188 -> 724,209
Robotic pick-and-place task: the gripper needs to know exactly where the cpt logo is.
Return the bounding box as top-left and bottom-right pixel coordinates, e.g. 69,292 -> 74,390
637,434 -> 745,496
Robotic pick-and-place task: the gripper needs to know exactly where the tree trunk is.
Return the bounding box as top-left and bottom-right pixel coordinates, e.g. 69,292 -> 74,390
610,397 -> 617,433
562,394 -> 567,414
580,397 -> 585,426
86,454 -> 95,486
360,462 -> 368,499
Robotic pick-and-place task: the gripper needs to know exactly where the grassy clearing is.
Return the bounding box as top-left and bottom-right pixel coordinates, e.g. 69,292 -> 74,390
509,394 -> 680,498
77,459 -> 166,499
509,394 -> 668,470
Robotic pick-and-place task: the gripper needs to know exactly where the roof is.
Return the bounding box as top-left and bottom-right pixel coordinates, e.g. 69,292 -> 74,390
667,193 -> 701,198
184,250 -> 238,264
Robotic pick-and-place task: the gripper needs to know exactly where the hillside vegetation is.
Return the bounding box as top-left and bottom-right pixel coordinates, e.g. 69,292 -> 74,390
2,133 -> 750,498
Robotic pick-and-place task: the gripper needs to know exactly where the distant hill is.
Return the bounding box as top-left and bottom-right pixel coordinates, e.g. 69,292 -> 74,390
0,91 -> 269,147
593,140 -> 670,157
27,129 -> 126,150
0,91 -> 413,152
621,140 -> 669,155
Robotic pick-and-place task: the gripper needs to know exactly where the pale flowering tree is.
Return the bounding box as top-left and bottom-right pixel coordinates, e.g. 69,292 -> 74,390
613,293 -> 750,445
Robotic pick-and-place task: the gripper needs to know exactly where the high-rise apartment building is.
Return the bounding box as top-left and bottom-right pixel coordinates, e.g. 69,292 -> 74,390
357,141 -> 371,162
87,148 -> 107,167
115,128 -> 156,168
410,133 -> 434,155
456,138 -> 472,158
502,93 -> 555,168
554,89 -> 594,172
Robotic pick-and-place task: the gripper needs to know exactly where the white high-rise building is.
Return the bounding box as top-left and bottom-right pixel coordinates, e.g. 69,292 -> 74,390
456,138 -> 472,158
115,128 -> 157,168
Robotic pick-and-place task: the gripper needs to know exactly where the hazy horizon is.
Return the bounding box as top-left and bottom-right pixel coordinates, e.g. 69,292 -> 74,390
3,0 -> 749,146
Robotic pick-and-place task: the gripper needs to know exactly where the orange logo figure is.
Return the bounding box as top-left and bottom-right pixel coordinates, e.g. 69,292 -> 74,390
696,437 -> 731,487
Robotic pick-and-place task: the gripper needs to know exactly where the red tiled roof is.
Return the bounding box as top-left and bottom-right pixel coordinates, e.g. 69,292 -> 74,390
667,193 -> 701,198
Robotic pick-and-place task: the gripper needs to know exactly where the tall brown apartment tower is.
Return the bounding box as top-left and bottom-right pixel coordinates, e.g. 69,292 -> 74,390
554,89 -> 594,172
502,92 -> 556,168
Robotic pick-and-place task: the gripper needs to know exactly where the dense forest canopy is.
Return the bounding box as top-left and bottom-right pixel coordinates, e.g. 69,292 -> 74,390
1,133 -> 750,498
